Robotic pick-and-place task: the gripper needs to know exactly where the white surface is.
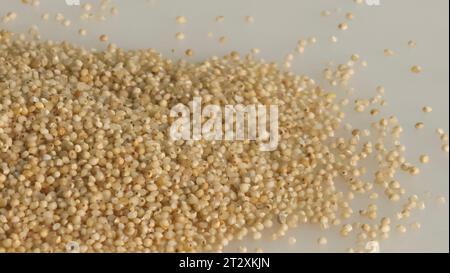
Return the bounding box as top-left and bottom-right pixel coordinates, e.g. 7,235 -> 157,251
0,0 -> 448,252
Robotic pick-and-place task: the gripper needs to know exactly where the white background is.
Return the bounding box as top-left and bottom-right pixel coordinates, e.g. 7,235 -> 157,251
0,0 -> 448,252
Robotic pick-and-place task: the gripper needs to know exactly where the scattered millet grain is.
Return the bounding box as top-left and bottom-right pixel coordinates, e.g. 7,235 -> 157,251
409,166 -> 420,176
411,65 -> 422,73
417,201 -> 426,210
78,28 -> 87,36
82,3 -> 93,12
370,109 -> 380,116
110,7 -> 119,16
255,247 -> 264,253
175,32 -> 185,40
351,54 -> 360,62
176,16 -> 187,24
396,225 -> 407,233
338,22 -> 348,30
346,12 -> 354,20
415,122 -> 425,129
238,246 -> 248,253
253,232 -> 262,240
100,0 -> 110,11
419,155 -> 430,164
369,193 -> 379,200
384,49 -> 395,56
251,48 -> 260,55
245,16 -> 255,23
7,12 -> 17,20
80,13 -> 89,20
340,224 -> 353,237
62,19 -> 71,27
410,222 -> 422,230
21,0 -> 41,7
55,13 -> 64,22
376,85 -> 385,94
318,237 -> 328,245
99,34 -> 109,42
422,106 -> 433,113
437,196 -> 447,204
185,48 -> 194,57
288,237 -> 297,245
41,13 -> 50,21
296,45 -> 305,54
321,10 -> 331,17
2,12 -> 18,23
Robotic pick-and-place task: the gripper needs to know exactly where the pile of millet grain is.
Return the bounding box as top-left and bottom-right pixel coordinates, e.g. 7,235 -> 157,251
0,29 -> 441,253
